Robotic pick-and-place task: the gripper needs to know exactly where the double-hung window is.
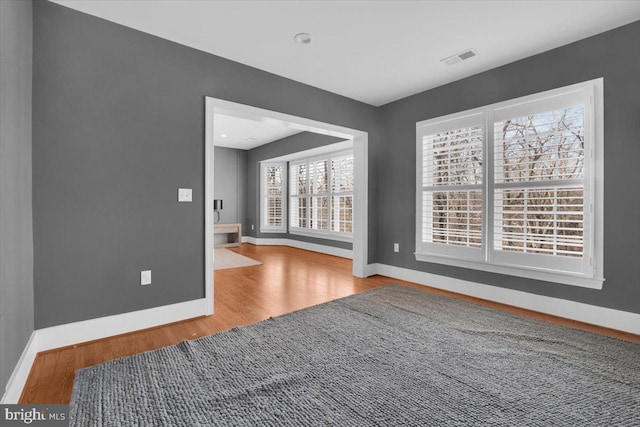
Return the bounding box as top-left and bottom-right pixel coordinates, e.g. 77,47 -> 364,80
260,162 -> 286,233
290,152 -> 353,240
416,79 -> 603,288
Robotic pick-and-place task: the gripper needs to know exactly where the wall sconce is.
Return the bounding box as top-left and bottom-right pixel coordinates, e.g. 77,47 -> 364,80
214,199 -> 223,223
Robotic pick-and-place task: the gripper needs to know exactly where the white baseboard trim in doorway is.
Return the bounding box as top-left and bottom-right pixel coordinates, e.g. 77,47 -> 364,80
242,236 -> 353,259
370,263 -> 640,335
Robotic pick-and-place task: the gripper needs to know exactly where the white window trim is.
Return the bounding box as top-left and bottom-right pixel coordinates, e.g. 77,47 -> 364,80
289,150 -> 354,242
288,228 -> 353,243
260,161 -> 287,233
415,79 -> 604,289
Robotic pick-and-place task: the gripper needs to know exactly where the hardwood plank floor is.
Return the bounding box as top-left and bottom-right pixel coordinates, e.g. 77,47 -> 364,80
19,244 -> 640,404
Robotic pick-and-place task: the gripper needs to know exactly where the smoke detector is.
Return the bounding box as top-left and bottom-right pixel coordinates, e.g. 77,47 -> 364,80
294,33 -> 312,44
441,49 -> 478,65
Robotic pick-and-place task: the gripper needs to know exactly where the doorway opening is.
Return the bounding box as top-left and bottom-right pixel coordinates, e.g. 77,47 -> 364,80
204,97 -> 369,315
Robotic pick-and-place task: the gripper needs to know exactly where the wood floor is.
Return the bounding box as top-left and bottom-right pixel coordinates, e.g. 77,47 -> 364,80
19,244 -> 640,404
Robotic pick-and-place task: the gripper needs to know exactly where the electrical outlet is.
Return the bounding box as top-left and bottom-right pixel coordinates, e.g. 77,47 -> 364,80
178,188 -> 192,202
394,243 -> 400,253
251,224 -> 254,230
141,270 -> 152,286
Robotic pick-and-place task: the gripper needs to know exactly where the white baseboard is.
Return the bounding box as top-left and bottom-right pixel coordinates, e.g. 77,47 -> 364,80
36,298 -> 209,352
1,332 -> 38,404
0,298 -> 209,403
371,263 -> 640,335
363,263 -> 378,277
243,236 -> 352,259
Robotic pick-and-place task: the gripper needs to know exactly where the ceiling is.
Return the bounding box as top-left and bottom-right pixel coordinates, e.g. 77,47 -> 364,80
213,114 -> 302,150
51,1 -> 640,106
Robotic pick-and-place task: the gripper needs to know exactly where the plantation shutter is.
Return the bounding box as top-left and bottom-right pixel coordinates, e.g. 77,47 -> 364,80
289,152 -> 354,238
416,80 -> 601,287
493,106 -> 585,257
309,160 -> 329,231
289,163 -> 307,229
417,113 -> 485,261
331,155 -> 354,233
260,162 -> 286,232
491,91 -> 591,274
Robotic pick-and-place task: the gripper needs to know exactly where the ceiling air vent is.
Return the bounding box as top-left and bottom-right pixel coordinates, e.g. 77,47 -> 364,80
441,49 -> 478,65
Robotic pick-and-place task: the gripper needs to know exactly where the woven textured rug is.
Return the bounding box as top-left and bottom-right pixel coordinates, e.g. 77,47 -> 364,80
70,285 -> 640,426
214,248 -> 261,270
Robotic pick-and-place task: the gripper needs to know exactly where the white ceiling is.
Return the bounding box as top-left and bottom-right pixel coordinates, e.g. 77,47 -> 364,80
52,1 -> 640,106
213,114 -> 302,150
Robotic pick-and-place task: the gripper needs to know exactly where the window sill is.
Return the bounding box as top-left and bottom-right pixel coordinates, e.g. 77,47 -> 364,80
289,228 -> 353,243
260,228 -> 286,234
414,252 -> 604,290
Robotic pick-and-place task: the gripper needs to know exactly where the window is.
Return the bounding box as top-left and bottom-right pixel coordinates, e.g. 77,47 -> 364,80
290,152 -> 353,240
416,79 -> 603,288
260,162 -> 286,233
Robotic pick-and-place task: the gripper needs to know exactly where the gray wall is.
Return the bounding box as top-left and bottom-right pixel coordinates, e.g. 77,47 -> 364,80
378,20 -> 640,314
32,1 -> 380,328
214,146 -> 247,226
0,0 -> 34,392
246,132 -> 352,250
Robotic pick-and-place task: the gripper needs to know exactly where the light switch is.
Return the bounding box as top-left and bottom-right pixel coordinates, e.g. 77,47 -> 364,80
141,270 -> 151,286
178,188 -> 192,202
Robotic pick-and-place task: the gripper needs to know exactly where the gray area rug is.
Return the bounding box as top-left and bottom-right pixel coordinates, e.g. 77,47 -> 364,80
70,285 -> 640,426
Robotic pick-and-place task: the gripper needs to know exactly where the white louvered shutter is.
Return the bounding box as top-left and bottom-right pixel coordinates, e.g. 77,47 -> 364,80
415,80 -> 601,287
331,155 -> 354,233
289,152 -> 353,238
261,162 -> 286,232
493,106 -> 585,257
418,114 -> 485,260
